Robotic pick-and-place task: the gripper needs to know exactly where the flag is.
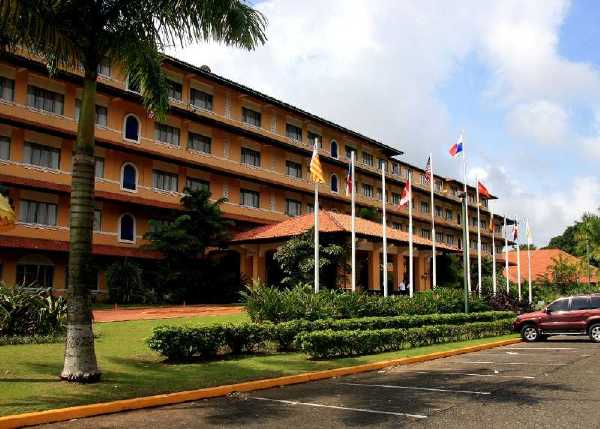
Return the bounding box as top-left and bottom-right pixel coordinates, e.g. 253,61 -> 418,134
0,193 -> 16,232
345,166 -> 352,195
449,133 -> 464,157
489,216 -> 495,232
513,222 -> 519,241
477,181 -> 492,199
309,143 -> 325,184
398,179 -> 411,208
424,156 -> 432,183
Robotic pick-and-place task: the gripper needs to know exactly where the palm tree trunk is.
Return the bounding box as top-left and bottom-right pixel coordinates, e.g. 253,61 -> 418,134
61,72 -> 101,382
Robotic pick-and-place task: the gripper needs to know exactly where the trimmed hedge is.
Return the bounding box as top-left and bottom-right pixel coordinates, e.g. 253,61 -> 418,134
296,320 -> 513,359
147,311 -> 514,361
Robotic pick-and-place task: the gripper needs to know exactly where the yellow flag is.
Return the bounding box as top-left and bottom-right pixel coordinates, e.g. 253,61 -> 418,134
310,144 -> 325,184
0,194 -> 16,231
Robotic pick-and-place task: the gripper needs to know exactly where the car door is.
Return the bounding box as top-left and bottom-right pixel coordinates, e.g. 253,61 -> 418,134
539,298 -> 570,332
568,297 -> 592,332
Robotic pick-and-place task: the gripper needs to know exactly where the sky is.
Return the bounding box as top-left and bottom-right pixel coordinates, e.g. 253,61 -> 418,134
168,0 -> 600,246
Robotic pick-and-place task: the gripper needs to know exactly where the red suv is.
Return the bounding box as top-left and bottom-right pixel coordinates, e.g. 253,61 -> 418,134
513,295 -> 600,342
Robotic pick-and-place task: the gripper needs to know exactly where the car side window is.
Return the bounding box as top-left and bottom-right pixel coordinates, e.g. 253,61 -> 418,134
590,296 -> 600,309
549,299 -> 569,312
571,297 -> 591,311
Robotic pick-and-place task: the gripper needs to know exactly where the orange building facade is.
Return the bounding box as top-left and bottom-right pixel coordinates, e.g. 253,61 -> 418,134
0,51 -> 507,296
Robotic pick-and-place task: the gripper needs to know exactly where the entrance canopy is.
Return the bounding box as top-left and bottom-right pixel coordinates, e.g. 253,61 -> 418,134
232,210 -> 459,252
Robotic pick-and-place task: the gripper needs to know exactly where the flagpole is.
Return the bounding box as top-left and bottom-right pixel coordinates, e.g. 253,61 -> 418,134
516,220 -> 522,301
504,214 -> 509,293
429,153 -> 436,289
476,178 -> 482,296
492,207 -> 497,296
527,219 -> 533,305
314,181 -> 319,293
351,151 -> 356,293
382,161 -> 388,296
408,171 -> 414,297
462,133 -> 471,293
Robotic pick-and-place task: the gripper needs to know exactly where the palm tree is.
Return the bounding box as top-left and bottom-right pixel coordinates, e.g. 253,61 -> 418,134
0,0 -> 266,382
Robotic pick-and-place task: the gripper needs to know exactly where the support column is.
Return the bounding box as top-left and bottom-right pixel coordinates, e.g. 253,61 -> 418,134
369,246 -> 381,291
393,253 -> 405,292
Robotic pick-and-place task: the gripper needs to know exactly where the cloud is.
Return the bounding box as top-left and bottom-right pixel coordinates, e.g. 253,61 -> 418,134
506,100 -> 570,146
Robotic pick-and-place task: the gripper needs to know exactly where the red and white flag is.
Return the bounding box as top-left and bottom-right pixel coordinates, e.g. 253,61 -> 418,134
513,222 -> 519,241
345,166 -> 352,196
398,178 -> 411,208
477,180 -> 492,199
424,156 -> 432,183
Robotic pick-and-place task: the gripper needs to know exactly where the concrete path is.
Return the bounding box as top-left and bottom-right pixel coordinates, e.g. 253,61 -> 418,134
92,304 -> 244,322
36,337 -> 600,428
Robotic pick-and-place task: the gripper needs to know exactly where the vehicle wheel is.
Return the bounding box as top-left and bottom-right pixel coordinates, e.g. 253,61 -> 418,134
521,324 -> 539,342
588,323 -> 600,343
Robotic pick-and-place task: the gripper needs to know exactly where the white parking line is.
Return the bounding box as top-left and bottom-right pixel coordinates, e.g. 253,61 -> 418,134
450,361 -> 567,366
336,382 -> 491,395
412,371 -> 535,379
249,396 -> 428,419
503,347 -> 576,350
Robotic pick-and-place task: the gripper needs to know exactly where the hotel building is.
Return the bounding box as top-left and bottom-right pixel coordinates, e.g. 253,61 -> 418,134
0,50 -> 508,296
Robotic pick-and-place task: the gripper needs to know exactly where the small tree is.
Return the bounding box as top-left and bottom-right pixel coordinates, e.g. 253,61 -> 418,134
105,259 -> 143,304
273,231 -> 348,288
548,254 -> 579,292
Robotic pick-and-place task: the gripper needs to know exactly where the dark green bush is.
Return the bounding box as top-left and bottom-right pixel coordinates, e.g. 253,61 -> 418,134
221,323 -> 273,354
242,284 -> 492,323
296,320 -> 513,359
0,285 -> 66,338
147,325 -> 225,361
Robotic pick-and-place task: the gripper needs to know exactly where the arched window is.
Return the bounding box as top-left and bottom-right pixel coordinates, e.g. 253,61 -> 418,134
331,174 -> 338,193
121,163 -> 137,191
330,140 -> 338,159
123,114 -> 140,142
119,214 -> 136,242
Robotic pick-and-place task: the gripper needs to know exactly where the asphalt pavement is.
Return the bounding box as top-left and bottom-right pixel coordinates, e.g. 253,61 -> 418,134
36,337 -> 600,429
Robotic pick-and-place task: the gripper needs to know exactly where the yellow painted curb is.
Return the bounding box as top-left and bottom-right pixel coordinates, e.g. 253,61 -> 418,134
0,337 -> 521,429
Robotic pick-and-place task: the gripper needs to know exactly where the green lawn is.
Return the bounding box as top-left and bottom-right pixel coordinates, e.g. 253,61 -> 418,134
0,313 -> 517,417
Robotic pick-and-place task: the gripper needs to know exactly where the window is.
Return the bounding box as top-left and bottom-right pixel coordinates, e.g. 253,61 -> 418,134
548,298 -> 569,312
0,136 -> 9,160
119,214 -> 135,242
121,163 -> 137,191
152,170 -> 178,192
240,189 -> 259,208
378,159 -> 385,171
362,183 -> 373,198
285,199 -> 301,216
362,152 -> 374,166
166,79 -> 182,101
421,229 -> 431,239
392,222 -> 401,230
457,213 -> 462,225
124,114 -> 140,141
471,217 -> 478,227
420,201 -> 430,213
126,75 -> 140,93
190,88 -> 213,110
286,123 -> 302,141
188,132 -> 211,153
286,160 -> 302,179
392,192 -> 400,205
345,146 -> 356,160
306,203 -> 314,214
16,264 -> 54,288
93,209 -> 102,232
392,162 -> 400,175
445,208 -> 453,220
75,100 -> 107,127
331,174 -> 339,193
330,140 -> 338,158
590,296 -> 600,309
469,193 -> 476,204
241,147 -> 261,167
420,174 -> 427,185
94,157 -> 104,178
154,123 -> 180,146
242,107 -> 261,127
308,132 -> 322,148
0,76 -> 15,101
446,234 -> 454,245
97,60 -> 111,77
27,86 -> 64,114
434,180 -> 443,192
24,142 -> 60,169
435,206 -> 443,217
19,200 -> 57,226
186,177 -> 209,192
571,297 -> 590,311
436,232 -> 444,242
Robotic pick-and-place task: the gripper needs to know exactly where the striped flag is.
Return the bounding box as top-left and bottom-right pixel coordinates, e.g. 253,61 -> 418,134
398,178 -> 411,208
424,156 -> 432,183
310,143 -> 325,184
345,166 -> 352,195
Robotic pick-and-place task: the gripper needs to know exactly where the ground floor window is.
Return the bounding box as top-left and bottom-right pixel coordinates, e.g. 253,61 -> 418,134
16,264 -> 54,288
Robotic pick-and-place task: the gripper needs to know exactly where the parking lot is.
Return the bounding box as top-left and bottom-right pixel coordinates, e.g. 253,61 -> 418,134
38,338 -> 600,428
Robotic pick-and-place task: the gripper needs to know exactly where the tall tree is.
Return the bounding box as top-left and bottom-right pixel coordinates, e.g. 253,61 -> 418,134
0,0 -> 266,382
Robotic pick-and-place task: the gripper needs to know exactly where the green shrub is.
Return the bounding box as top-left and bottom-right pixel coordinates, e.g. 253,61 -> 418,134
296,320 -> 513,359
0,285 -> 66,338
242,283 -> 492,323
105,259 -> 144,304
147,325 -> 225,361
221,323 -> 273,354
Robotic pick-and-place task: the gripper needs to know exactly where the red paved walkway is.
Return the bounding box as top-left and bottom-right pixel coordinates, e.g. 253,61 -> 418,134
92,304 -> 245,322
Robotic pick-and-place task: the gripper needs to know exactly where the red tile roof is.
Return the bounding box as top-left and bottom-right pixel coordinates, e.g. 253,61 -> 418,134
231,210 -> 459,251
503,248 -> 598,284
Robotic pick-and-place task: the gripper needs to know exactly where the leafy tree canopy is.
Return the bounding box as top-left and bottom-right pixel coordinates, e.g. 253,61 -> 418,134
546,212 -> 600,267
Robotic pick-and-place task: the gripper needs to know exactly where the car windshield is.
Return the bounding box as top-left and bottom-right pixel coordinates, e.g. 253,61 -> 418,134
548,299 -> 569,312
